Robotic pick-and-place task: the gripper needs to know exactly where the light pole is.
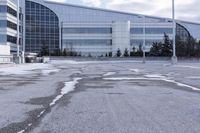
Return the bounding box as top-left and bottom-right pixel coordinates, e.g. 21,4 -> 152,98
142,16 -> 146,64
17,0 -> 21,63
171,0 -> 177,64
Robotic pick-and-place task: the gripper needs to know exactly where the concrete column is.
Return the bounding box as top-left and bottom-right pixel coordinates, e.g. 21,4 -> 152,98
112,21 -> 130,57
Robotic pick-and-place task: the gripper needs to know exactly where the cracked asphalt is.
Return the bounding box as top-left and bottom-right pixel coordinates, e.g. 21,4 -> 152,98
1,59 -> 200,133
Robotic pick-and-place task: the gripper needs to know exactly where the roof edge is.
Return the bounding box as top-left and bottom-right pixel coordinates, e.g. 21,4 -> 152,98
44,0 -> 200,25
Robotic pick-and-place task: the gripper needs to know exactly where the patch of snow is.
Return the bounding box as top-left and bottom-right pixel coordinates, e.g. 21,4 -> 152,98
49,78 -> 82,106
162,79 -> 200,91
104,77 -> 152,81
0,63 -> 51,75
144,74 -> 165,78
104,77 -> 200,91
37,110 -> 45,118
0,63 -> 61,76
130,69 -> 141,73
51,60 -> 143,65
51,60 -> 80,65
103,72 -> 116,76
17,130 -> 25,133
174,65 -> 200,69
42,69 -> 60,76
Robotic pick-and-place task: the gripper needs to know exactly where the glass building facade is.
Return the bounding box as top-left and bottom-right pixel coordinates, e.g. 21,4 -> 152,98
0,5 -> 17,17
3,0 -> 196,56
176,23 -> 190,42
25,0 -> 59,53
0,4 -> 18,45
130,28 -> 173,34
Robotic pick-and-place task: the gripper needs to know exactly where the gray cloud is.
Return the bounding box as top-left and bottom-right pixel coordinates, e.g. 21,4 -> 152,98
49,0 -> 200,23
106,0 -> 200,23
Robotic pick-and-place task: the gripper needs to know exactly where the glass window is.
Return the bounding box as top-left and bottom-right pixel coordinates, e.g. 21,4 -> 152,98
0,34 -> 6,43
0,20 -> 7,27
7,6 -> 17,17
63,39 -> 112,46
7,21 -> 17,30
7,35 -> 17,44
145,28 -> 173,34
0,5 -> 7,12
131,28 -> 173,34
63,28 -> 112,34
176,23 -> 190,42
130,28 -> 143,34
25,0 -> 59,53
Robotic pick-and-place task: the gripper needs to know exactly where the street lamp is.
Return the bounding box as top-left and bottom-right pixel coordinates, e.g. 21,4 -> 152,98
171,0 -> 177,64
17,0 -> 24,63
142,16 -> 146,64
17,0 -> 20,63
137,15 -> 146,63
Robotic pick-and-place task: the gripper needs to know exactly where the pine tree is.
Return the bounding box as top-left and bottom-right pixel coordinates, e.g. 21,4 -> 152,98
109,52 -> 112,57
149,42 -> 162,56
130,47 -> 136,57
63,49 -> 67,56
161,33 -> 172,56
124,48 -> 129,57
116,48 -> 122,57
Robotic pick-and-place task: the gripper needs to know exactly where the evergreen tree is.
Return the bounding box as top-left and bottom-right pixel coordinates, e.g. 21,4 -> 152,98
161,33 -> 172,56
197,41 -> 200,57
130,47 -> 136,57
149,42 -> 162,56
88,53 -> 92,57
135,44 -> 143,57
63,49 -> 67,56
124,48 -> 129,57
109,52 -> 112,57
116,48 -> 122,57
176,35 -> 186,57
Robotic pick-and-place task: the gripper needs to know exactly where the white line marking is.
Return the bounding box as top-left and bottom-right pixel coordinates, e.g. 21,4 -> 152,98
104,77 -> 200,91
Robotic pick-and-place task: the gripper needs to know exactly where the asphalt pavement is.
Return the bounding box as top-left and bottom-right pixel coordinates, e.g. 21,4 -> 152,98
0,60 -> 200,133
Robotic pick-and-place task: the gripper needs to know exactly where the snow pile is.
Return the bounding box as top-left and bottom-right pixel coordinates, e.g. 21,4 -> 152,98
103,72 -> 116,76
51,60 -> 142,65
49,78 -> 82,106
144,74 -> 165,78
130,69 -> 141,73
17,130 -> 25,133
0,63 -> 51,75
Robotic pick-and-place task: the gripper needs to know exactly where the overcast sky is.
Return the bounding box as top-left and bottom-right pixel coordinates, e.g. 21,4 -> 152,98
48,0 -> 200,23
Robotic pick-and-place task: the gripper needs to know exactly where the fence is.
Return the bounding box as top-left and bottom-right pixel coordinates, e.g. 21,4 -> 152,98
0,55 -> 13,64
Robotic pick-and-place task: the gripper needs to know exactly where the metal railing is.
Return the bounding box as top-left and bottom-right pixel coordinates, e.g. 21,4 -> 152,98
0,55 -> 13,64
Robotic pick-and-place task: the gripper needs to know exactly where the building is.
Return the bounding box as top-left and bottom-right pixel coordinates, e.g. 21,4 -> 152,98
1,0 -> 200,57
0,0 -> 23,54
